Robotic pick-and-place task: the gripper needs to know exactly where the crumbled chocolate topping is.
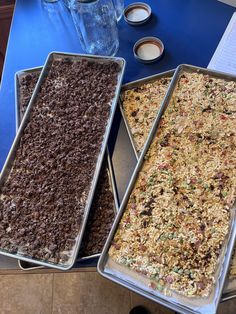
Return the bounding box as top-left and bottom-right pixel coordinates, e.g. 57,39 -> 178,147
79,161 -> 116,257
1,58 -> 119,264
18,71 -> 40,118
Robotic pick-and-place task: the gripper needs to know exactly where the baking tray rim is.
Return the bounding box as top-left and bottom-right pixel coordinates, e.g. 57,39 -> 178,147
18,259 -> 44,271
119,69 -> 176,160
1,51 -> 125,270
98,64 -> 236,313
221,275 -> 236,301
221,290 -> 236,302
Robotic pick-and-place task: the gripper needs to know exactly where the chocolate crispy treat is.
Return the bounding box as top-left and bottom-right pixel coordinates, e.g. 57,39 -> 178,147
18,71 -> 40,118
79,162 -> 115,257
0,58 -> 120,264
18,68 -> 116,262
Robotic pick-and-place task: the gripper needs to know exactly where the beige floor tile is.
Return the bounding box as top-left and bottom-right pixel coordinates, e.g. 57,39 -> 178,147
131,291 -> 236,314
130,292 -> 174,314
0,273 -> 53,314
53,272 -> 131,314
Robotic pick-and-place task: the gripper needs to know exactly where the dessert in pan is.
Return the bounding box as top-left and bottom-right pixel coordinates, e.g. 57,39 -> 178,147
18,154 -> 118,268
108,70 -> 236,299
0,53 -> 124,269
78,159 -> 117,259
120,68 -> 236,294
17,70 -> 41,122
15,66 -> 119,268
121,74 -> 172,155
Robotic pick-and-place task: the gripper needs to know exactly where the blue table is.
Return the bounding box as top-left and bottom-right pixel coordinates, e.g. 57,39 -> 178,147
0,0 -> 235,271
0,0 -> 235,171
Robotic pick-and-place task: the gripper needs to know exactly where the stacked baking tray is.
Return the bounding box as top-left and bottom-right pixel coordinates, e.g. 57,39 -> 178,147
120,69 -> 175,159
0,52 -> 125,270
14,59 -> 121,270
17,149 -> 118,271
8,59 -> 236,310
98,64 -> 236,313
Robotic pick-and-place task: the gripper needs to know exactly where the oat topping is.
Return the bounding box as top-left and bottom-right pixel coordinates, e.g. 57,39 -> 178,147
121,76 -> 172,153
18,71 -> 40,119
109,72 -> 236,297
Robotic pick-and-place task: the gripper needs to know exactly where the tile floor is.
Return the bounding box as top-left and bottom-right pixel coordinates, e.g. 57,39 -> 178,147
0,270 -> 235,314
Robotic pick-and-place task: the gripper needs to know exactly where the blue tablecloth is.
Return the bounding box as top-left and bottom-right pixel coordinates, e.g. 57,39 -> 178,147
0,0 -> 235,273
0,0 -> 234,168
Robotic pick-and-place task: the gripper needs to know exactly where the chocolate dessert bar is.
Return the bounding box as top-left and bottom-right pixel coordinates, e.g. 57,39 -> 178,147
0,56 -> 121,266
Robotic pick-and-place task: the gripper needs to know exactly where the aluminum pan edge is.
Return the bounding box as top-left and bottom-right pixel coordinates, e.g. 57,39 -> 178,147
98,64 -> 236,313
0,51 -> 125,270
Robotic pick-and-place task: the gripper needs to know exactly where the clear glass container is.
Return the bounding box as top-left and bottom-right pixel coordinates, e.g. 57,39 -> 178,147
112,0 -> 124,21
61,0 -> 71,8
43,0 -> 58,3
70,0 -> 119,56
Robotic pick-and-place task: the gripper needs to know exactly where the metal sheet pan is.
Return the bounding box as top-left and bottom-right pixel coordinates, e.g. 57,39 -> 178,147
15,64 -> 120,270
221,244 -> 236,301
98,64 -> 236,314
77,150 -> 119,261
17,151 -> 119,270
15,66 -> 46,272
18,260 -> 44,271
221,289 -> 236,302
221,274 -> 236,301
119,69 -> 175,160
0,51 -> 125,270
15,66 -> 42,132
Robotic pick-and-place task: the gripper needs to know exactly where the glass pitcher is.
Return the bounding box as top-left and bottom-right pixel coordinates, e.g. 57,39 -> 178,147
112,0 -> 124,21
70,0 -> 119,56
62,0 -> 71,8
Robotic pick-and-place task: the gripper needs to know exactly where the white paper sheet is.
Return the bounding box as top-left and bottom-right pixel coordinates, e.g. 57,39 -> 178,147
208,12 -> 236,75
217,0 -> 236,7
